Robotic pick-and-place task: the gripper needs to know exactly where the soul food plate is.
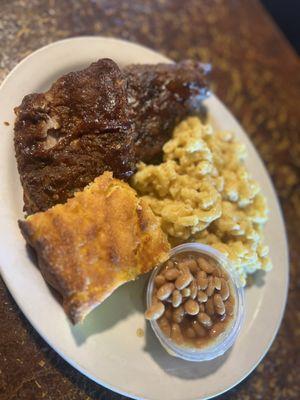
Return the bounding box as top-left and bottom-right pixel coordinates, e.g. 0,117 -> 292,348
0,37 -> 288,400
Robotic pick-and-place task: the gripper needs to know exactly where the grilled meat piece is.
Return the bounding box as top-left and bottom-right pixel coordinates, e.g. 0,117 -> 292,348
124,60 -> 209,163
14,59 -> 135,214
15,59 -> 209,214
19,172 -> 170,324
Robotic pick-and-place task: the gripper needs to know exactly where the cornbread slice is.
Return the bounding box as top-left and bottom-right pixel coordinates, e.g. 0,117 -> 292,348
19,172 -> 170,324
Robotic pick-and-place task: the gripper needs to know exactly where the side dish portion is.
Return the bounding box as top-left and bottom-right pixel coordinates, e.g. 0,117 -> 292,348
145,243 -> 244,361
19,172 -> 170,324
146,252 -> 236,347
132,117 -> 271,285
15,59 -> 209,214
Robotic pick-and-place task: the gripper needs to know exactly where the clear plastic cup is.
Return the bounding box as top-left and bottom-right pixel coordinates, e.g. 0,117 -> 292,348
146,243 -> 245,362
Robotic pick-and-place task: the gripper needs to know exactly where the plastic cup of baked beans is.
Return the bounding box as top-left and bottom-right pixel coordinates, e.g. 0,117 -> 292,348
146,243 -> 245,362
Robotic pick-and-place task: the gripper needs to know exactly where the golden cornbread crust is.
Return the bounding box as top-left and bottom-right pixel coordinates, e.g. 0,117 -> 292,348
19,172 -> 170,324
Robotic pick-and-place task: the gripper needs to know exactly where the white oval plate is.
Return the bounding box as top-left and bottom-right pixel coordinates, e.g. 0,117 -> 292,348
0,37 -> 288,400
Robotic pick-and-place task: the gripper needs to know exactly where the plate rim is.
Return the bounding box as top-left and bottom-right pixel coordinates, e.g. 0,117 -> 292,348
0,36 -> 289,400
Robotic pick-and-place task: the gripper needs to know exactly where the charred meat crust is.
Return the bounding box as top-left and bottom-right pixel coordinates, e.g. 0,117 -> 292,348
14,59 -> 209,214
14,59 -> 135,214
124,60 -> 210,163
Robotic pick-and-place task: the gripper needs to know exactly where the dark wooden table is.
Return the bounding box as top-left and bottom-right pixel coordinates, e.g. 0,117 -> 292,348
0,1 -> 299,399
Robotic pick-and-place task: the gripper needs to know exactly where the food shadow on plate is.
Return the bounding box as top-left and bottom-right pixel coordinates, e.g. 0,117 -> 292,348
26,242 -> 151,346
26,245 -> 149,346
26,242 -> 231,377
71,275 -> 148,346
246,270 -> 267,289
143,320 -> 231,380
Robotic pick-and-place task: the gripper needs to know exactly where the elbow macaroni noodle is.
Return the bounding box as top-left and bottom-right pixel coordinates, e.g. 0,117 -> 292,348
132,117 -> 272,285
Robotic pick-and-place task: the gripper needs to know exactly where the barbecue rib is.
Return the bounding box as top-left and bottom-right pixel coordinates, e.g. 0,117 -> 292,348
14,59 -> 209,214
124,60 -> 210,163
14,59 -> 135,214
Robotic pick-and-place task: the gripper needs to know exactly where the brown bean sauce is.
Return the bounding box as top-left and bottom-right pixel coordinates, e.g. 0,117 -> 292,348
153,252 -> 236,349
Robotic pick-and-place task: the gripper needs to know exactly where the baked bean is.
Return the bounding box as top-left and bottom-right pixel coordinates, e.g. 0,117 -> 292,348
165,268 -> 180,281
192,320 -> 207,337
214,276 -> 221,290
219,313 -> 226,322
171,323 -> 184,344
198,270 -> 207,279
175,271 -> 192,290
213,266 -> 222,278
198,312 -> 212,328
172,290 -> 182,308
225,298 -> 234,316
172,305 -> 185,323
159,264 -> 168,275
165,296 -> 173,303
154,274 -> 166,287
220,269 -> 229,280
209,322 -> 225,338
157,282 -> 175,301
189,280 -> 198,300
215,305 -> 225,316
197,290 -> 208,303
214,294 -> 225,315
205,298 -> 215,316
197,272 -> 208,290
220,279 -> 230,300
181,287 -> 191,297
185,258 -> 199,274
177,261 -> 190,274
159,317 -> 171,337
206,277 -> 215,297
213,293 -> 224,308
145,301 -> 165,320
166,260 -> 175,269
184,299 -> 200,315
185,327 -> 197,339
197,257 -> 215,274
